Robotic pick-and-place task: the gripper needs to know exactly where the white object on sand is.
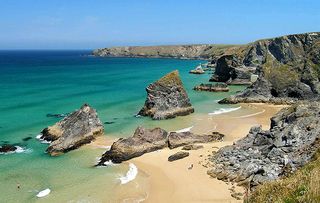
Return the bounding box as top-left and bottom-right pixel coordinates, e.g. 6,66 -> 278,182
36,188 -> 51,198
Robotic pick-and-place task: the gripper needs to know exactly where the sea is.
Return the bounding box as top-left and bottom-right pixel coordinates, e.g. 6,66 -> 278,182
0,50 -> 245,202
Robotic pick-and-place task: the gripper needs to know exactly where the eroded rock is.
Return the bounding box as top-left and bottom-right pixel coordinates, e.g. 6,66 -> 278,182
168,131 -> 224,149
98,127 -> 168,164
208,102 -> 320,189
138,70 -> 194,119
168,151 -> 189,162
39,104 -> 104,156
193,83 -> 229,92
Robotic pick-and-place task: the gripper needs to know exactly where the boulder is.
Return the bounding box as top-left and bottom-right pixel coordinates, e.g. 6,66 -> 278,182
208,102 -> 320,189
98,127 -> 168,164
39,104 -> 104,156
138,70 -> 194,119
189,66 -> 205,74
168,131 -> 224,149
168,151 -> 189,162
182,144 -> 204,150
193,83 -> 229,92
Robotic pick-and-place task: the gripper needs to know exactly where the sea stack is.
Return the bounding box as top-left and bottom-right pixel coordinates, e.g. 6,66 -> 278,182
39,104 -> 104,156
138,70 -> 194,119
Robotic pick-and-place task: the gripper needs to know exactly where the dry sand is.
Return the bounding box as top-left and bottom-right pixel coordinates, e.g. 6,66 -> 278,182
90,103 -> 286,203
132,103 -> 286,203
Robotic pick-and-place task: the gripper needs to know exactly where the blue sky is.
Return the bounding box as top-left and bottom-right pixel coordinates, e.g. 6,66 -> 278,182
0,0 -> 319,49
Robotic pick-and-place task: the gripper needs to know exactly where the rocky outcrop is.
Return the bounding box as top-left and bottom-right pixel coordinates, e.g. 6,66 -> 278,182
208,102 -> 320,189
189,66 -> 205,74
182,144 -> 204,150
0,144 -> 17,153
168,151 -> 189,162
210,55 -> 256,85
98,127 -> 168,164
98,127 -> 224,165
168,131 -> 224,149
39,104 -> 104,156
215,32 -> 320,103
138,70 -> 194,119
93,44 -> 238,60
193,83 -> 229,92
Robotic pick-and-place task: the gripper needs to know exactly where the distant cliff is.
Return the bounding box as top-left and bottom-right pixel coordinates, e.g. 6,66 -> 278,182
93,44 -> 239,60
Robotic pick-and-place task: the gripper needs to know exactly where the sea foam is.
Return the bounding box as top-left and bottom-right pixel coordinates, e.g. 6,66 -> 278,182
175,126 -> 193,133
36,134 -> 51,144
0,146 -> 32,155
208,106 -> 241,116
119,163 -> 138,184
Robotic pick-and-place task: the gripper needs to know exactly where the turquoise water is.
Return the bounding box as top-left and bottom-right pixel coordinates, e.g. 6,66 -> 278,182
0,51 -> 244,202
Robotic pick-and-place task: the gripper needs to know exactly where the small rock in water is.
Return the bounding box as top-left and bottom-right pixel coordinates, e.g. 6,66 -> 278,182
168,151 -> 189,162
22,137 -> 32,142
104,121 -> 115,125
0,144 -> 17,153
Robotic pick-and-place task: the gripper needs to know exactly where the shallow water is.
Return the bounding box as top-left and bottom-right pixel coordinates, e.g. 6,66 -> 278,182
0,50 -> 245,202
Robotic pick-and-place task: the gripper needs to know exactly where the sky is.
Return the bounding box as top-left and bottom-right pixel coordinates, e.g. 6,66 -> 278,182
0,0 -> 319,49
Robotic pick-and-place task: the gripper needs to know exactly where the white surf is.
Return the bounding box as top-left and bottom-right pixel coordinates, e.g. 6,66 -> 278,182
208,106 -> 241,116
36,188 -> 51,198
119,163 -> 138,185
175,126 -> 193,133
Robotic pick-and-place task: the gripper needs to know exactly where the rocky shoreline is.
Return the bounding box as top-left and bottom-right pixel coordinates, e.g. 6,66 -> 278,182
207,102 -> 320,190
97,127 -> 224,165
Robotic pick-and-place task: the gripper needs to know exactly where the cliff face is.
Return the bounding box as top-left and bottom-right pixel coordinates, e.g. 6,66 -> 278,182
93,44 -> 238,60
208,102 -> 320,189
217,32 -> 320,102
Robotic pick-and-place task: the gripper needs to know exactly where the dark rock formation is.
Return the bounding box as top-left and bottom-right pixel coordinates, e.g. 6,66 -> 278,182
208,102 -> 320,189
22,137 -> 32,141
98,128 -> 223,164
168,151 -> 189,162
182,144 -> 204,150
210,55 -> 256,85
168,131 -> 224,149
39,104 -> 104,156
215,32 -> 320,103
138,70 -> 194,119
193,83 -> 229,92
98,127 -> 168,164
0,144 -> 17,153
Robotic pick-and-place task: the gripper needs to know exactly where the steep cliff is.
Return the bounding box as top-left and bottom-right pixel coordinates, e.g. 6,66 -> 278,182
216,32 -> 320,103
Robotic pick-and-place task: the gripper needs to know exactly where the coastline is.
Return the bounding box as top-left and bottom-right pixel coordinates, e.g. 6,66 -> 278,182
91,103 -> 286,202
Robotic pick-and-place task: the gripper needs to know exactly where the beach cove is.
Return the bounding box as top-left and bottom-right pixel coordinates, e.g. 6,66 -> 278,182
0,51 -> 285,202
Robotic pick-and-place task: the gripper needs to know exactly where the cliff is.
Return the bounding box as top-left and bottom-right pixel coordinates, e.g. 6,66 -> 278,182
93,44 -> 239,60
216,32 -> 320,102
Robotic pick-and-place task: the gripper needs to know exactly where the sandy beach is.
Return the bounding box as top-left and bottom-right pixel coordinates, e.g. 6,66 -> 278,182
131,103 -> 286,203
